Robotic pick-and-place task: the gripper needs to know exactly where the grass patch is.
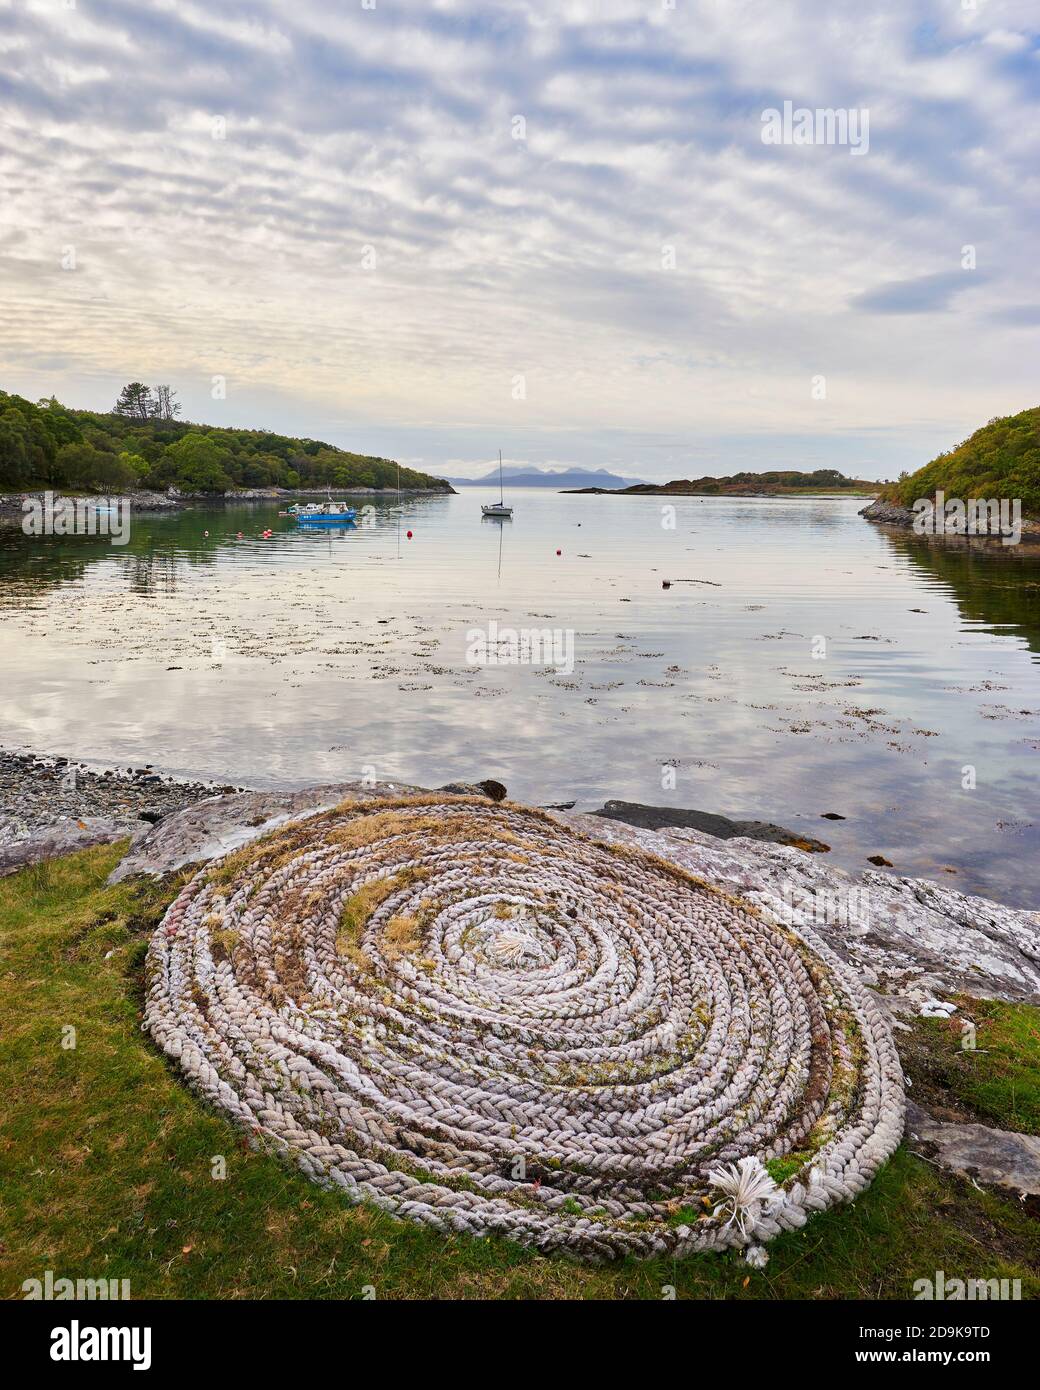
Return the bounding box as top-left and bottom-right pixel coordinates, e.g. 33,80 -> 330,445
1,845 -> 1038,1300
335,877 -> 402,969
903,998 -> 1040,1135
766,1154 -> 810,1186
383,914 -> 421,962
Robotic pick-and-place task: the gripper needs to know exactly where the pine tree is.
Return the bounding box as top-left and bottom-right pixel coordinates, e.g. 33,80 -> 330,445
113,382 -> 154,420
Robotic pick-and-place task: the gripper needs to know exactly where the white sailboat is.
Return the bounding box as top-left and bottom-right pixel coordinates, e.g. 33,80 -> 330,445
481,450 -> 513,518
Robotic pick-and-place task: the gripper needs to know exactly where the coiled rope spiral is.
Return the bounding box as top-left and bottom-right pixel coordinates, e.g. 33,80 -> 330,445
145,796 -> 904,1260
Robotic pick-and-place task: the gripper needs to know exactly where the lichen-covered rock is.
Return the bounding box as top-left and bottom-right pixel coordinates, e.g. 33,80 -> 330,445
1,817 -> 125,877
906,1101 -> 1040,1198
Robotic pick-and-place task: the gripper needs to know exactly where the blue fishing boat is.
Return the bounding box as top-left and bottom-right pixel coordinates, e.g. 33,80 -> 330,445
290,490 -> 357,525
295,505 -> 357,526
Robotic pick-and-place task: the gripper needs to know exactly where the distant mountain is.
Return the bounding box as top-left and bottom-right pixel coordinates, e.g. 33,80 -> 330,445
448,465 -> 647,489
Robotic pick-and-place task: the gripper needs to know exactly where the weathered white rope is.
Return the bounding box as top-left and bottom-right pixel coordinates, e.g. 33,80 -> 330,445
145,797 -> 904,1260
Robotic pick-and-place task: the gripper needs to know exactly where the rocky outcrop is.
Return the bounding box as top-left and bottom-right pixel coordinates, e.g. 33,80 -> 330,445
594,799 -> 830,852
860,496 -> 1040,539
108,779 -> 501,882
0,817 -> 126,877
860,498 -> 916,527
0,488 -> 182,520
906,1101 -> 1040,1199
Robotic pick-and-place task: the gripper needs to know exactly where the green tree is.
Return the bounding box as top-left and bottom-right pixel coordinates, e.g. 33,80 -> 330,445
119,451 -> 151,483
113,382 -> 154,420
0,407 -> 32,487
165,432 -> 232,492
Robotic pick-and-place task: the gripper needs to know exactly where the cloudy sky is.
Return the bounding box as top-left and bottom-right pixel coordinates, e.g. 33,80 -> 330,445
1,0 -> 1037,480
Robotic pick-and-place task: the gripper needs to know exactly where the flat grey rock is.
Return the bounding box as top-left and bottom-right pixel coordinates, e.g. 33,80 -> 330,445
905,1101 -> 1040,1198
594,799 -> 830,851
0,817 -> 126,877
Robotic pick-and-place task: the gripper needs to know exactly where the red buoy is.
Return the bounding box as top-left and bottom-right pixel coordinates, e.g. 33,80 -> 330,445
407,530 -> 413,539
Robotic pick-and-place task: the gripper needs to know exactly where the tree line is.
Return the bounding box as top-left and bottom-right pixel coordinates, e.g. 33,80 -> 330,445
881,406 -> 1039,515
0,385 -> 447,494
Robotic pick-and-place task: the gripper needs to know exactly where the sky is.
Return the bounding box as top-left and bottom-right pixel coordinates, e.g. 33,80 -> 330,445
0,0 -> 1038,481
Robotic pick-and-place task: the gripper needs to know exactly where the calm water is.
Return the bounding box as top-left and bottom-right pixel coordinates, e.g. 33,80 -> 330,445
2,491 -> 1038,905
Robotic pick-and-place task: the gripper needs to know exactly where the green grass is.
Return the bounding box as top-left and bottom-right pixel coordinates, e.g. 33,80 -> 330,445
905,1000 -> 1040,1135
2,845 -> 1038,1300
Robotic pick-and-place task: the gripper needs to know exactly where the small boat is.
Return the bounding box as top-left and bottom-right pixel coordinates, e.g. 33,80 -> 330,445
290,490 -> 357,525
481,450 -> 513,519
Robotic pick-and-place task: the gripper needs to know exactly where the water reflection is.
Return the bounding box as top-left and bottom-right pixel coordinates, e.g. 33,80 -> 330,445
875,528 -> 1040,660
0,494 -> 1037,905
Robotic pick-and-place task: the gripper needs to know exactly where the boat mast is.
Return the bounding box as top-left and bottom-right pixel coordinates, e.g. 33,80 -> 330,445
498,449 -> 504,505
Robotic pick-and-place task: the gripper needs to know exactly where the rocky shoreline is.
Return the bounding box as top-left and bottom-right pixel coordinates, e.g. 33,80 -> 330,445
0,750 -> 240,873
0,489 -> 182,517
859,498 -> 917,527
0,482 -> 455,522
860,496 -> 1040,540
4,748 -> 1035,1002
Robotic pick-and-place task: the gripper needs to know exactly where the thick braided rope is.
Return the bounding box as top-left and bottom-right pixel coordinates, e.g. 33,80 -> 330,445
144,797 -> 904,1260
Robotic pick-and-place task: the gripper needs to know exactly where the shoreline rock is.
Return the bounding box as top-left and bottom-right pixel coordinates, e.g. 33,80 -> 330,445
108,779 -> 513,882
906,1100 -> 1040,1200
859,498 -> 917,527
0,488 -> 182,517
860,496 -> 1040,542
0,750 -> 236,861
0,816 -> 127,878
594,799 -> 830,852
97,773 -> 1040,1007
553,809 -> 1040,1007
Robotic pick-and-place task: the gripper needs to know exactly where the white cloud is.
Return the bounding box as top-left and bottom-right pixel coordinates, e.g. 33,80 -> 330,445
0,0 -> 1037,478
